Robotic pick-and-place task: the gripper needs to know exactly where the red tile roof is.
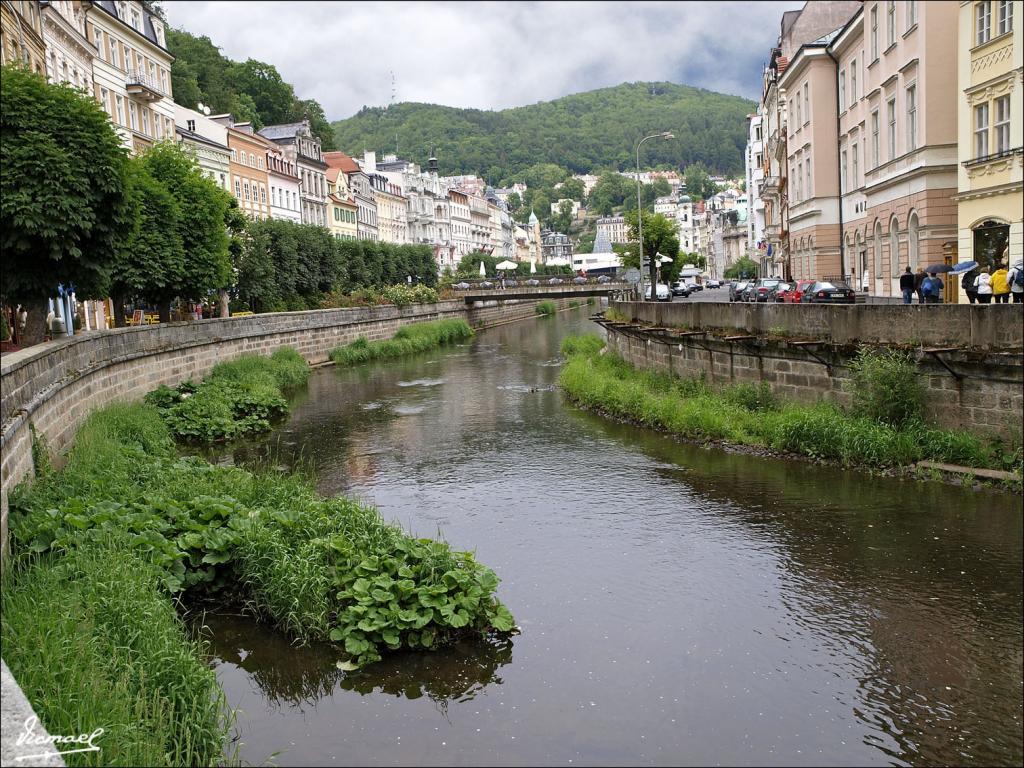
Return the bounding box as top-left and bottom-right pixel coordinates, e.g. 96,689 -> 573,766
323,151 -> 361,174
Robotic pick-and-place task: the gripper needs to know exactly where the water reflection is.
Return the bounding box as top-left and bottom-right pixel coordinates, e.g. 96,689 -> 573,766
195,612 -> 513,711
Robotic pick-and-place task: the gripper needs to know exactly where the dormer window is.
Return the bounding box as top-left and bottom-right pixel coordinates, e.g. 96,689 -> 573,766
131,9 -> 141,31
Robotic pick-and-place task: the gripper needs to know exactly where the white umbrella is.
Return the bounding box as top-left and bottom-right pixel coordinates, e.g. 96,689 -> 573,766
530,260 -> 537,274
479,261 -> 486,277
495,260 -> 518,270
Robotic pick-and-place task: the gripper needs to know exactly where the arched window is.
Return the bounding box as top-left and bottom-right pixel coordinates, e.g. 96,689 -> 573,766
856,230 -> 867,282
873,220 -> 883,281
889,216 -> 900,278
907,211 -> 920,270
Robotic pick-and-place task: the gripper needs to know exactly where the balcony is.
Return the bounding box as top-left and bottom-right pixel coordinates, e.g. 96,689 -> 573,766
761,176 -> 781,197
126,70 -> 164,102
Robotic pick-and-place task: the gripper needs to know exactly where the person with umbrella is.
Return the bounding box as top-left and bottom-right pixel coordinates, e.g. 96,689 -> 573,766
961,263 -> 980,304
921,263 -> 952,304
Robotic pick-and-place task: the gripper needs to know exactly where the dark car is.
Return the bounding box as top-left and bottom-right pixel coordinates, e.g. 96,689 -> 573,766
729,281 -> 750,302
572,276 -> 588,284
706,279 -> 721,289
801,280 -> 856,304
548,277 -> 564,285
525,278 -> 541,286
671,280 -> 692,297
740,283 -> 758,302
768,282 -> 791,302
597,275 -> 613,283
752,278 -> 782,302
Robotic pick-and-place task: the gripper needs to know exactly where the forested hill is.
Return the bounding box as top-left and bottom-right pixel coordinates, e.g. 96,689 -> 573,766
331,82 -> 755,182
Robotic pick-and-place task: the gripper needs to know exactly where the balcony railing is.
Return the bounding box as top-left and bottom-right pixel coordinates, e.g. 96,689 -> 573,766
126,70 -> 164,101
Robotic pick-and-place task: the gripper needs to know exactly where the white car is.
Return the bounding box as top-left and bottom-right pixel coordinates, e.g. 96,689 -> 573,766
644,283 -> 672,301
706,279 -> 721,289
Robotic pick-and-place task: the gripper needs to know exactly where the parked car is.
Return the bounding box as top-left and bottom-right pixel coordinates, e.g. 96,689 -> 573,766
768,282 -> 791,302
525,278 -> 541,286
740,283 -> 758,302
686,280 -> 703,291
671,280 -> 693,297
548,277 -> 564,285
729,281 -> 750,302
750,278 -> 782,302
801,280 -> 857,304
644,283 -> 672,301
706,279 -> 721,289
779,279 -> 816,303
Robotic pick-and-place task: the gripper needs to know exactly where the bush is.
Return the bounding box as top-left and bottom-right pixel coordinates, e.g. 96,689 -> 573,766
723,381 -> 778,412
847,346 -> 923,428
535,300 -> 557,316
561,333 -> 605,358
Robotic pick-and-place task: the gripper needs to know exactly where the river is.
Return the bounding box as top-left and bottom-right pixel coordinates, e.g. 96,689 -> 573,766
201,307 -> 1022,767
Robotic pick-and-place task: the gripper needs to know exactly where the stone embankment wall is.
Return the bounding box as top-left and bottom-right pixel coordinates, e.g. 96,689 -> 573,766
0,296 -> 578,549
604,301 -> 1023,439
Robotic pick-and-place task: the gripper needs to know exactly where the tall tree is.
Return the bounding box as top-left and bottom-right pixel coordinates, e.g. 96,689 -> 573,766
624,210 -> 680,293
0,66 -> 133,343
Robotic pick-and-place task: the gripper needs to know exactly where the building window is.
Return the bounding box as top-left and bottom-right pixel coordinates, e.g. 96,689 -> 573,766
850,59 -> 857,101
841,149 -> 848,193
244,181 -> 250,201
889,218 -> 900,277
234,179 -> 241,197
994,96 -> 1010,153
874,220 -> 884,278
249,153 -> 255,166
887,1 -> 896,47
906,85 -> 917,151
142,107 -> 149,136
230,148 -> 237,162
907,0 -> 917,28
973,219 -> 1010,271
871,110 -> 880,167
975,103 -> 989,157
886,97 -> 897,160
907,212 -> 919,269
238,150 -> 246,166
99,87 -> 110,117
852,142 -> 859,187
998,0 -> 1013,34
839,70 -> 846,112
805,157 -> 811,199
260,185 -> 266,204
977,1 -> 992,44
802,82 -> 809,124
115,94 -> 125,126
871,5 -> 879,59
258,156 -> 264,170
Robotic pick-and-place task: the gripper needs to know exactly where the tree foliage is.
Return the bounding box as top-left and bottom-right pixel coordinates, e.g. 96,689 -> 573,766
0,65 -> 132,307
683,162 -> 718,200
724,256 -> 759,280
624,210 -> 681,285
166,28 -> 336,150
332,81 -> 753,180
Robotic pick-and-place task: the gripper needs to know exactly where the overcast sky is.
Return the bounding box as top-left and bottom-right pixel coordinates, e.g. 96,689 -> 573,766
164,1 -> 796,121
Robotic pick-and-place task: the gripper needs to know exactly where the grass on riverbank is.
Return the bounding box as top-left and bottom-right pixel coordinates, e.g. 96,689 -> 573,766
559,334 -> 1023,475
329,318 -> 473,366
1,539 -> 231,767
535,300 -> 557,316
145,347 -> 310,442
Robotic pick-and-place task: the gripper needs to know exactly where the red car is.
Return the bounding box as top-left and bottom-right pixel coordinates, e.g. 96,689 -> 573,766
780,279 -> 816,303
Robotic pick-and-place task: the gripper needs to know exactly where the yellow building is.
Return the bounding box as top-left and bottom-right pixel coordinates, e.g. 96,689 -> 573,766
1,0 -> 46,74
326,167 -> 358,240
955,0 -> 1023,290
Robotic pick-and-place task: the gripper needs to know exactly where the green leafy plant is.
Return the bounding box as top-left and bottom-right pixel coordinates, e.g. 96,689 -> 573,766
847,346 -> 923,428
330,319 -> 473,366
535,300 -> 557,316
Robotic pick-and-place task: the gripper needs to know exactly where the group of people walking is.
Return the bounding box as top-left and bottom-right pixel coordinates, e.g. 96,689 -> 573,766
898,260 -> 1023,304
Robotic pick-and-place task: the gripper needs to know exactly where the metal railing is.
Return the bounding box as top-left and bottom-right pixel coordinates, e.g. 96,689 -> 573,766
126,69 -> 164,96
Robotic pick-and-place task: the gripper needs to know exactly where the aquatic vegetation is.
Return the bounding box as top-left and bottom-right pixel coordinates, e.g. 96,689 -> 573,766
329,318 -> 473,366
535,300 -> 557,316
145,347 -> 310,442
558,333 -> 1017,473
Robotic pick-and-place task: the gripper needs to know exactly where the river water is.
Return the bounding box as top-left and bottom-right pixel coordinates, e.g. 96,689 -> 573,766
202,308 -> 1022,767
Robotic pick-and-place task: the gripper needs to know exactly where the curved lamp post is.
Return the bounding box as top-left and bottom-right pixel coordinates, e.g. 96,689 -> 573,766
636,132 -> 674,301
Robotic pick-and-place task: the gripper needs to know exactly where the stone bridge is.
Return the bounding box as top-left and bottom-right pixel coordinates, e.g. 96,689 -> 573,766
455,281 -> 631,303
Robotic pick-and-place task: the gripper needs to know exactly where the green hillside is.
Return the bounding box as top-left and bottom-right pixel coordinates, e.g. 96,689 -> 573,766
331,82 -> 755,182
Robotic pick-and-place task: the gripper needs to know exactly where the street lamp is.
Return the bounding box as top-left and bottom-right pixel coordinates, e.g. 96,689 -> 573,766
636,131 -> 674,301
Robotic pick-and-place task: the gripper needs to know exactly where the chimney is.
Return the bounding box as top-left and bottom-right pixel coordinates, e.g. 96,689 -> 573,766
364,150 -> 377,173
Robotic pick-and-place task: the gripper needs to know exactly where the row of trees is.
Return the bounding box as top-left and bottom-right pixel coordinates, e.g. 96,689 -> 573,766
237,222 -> 437,313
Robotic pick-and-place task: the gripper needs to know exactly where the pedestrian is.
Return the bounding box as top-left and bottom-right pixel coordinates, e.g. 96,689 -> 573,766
914,267 -> 927,303
899,266 -> 915,304
1008,259 -> 1024,304
976,268 -> 993,304
961,264 -> 980,304
991,263 -> 1011,304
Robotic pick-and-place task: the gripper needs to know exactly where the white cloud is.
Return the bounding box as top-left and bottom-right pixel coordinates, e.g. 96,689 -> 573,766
163,0 -> 795,120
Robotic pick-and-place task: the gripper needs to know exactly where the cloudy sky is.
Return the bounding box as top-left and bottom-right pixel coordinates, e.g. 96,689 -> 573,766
164,1 -> 796,121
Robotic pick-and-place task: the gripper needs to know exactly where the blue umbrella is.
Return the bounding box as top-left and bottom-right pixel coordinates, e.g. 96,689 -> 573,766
950,260 -> 979,275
